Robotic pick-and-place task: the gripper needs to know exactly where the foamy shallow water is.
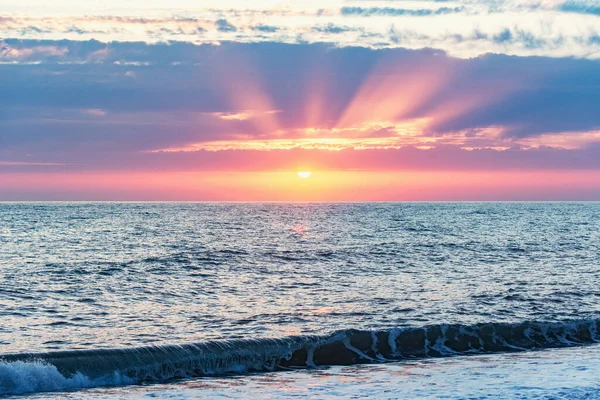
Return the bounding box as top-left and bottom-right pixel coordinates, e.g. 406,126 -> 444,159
17,344 -> 600,399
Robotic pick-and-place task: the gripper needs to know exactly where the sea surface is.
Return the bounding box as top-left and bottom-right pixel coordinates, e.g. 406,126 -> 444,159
1,202 -> 600,398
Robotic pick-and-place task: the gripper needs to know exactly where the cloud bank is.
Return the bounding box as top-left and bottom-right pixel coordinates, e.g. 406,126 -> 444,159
1,0 -> 599,58
1,41 -> 599,174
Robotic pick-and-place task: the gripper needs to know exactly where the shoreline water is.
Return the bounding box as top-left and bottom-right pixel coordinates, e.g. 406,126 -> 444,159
7,344 -> 600,399
2,319 -> 600,396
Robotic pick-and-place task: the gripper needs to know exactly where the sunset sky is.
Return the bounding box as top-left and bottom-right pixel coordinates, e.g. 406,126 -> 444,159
1,0 -> 600,200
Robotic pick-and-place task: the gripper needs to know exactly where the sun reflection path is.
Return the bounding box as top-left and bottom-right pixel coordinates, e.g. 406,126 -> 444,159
292,224 -> 308,235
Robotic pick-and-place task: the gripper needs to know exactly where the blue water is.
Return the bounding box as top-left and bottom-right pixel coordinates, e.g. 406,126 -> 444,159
1,202 -> 600,398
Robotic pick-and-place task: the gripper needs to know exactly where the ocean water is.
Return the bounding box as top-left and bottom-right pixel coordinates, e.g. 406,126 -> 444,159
1,202 -> 600,398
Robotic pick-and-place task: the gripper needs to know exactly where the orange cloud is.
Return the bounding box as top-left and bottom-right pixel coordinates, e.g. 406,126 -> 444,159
211,110 -> 280,121
514,130 -> 600,149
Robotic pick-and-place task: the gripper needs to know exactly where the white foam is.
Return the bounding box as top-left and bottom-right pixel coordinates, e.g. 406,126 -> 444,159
341,336 -> 376,362
387,327 -> 403,357
428,325 -> 456,356
0,360 -> 133,396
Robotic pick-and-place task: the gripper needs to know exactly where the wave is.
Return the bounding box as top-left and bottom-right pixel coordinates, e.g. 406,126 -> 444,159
1,319 -> 599,396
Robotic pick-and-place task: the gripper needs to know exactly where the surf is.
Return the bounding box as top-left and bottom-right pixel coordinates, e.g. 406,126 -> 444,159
1,318 -> 599,396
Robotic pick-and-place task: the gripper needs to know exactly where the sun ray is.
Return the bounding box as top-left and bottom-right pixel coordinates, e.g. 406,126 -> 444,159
207,47 -> 281,136
335,55 -> 455,129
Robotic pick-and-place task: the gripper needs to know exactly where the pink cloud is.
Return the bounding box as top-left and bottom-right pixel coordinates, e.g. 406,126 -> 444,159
0,40 -> 68,61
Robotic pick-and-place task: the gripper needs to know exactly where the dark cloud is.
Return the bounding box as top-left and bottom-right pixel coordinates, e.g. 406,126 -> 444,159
514,29 -> 548,49
65,27 -> 97,35
558,2 -> 600,16
252,24 -> 280,33
215,19 -> 237,32
589,35 -> 600,44
340,6 -> 463,17
472,29 -> 489,40
312,23 -> 357,34
19,26 -> 51,34
486,28 -> 551,48
493,29 -> 512,43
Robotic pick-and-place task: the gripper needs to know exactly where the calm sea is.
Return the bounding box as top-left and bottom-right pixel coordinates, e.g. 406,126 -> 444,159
1,202 -> 600,398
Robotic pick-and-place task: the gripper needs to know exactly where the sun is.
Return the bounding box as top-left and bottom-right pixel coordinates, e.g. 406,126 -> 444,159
297,171 -> 311,179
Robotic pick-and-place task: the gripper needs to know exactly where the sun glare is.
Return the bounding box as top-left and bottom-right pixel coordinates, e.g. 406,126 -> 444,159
297,171 -> 311,179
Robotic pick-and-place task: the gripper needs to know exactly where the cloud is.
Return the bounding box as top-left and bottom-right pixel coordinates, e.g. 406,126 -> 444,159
211,110 -> 281,121
0,41 -> 599,173
0,161 -> 65,166
215,19 -> 237,32
252,24 -> 280,33
558,2 -> 600,16
340,6 -> 463,17
1,2 -> 599,59
0,40 -> 68,61
7,146 -> 600,174
493,29 -> 513,43
83,108 -> 107,117
312,23 -> 359,34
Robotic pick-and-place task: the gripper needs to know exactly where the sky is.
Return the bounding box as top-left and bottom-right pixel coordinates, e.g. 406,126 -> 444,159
1,0 -> 600,200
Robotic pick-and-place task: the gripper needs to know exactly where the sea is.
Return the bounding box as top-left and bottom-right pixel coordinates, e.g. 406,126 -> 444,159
1,202 -> 600,399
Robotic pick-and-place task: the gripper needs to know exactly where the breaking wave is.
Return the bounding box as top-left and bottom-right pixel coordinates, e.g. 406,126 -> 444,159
1,319 -> 599,396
